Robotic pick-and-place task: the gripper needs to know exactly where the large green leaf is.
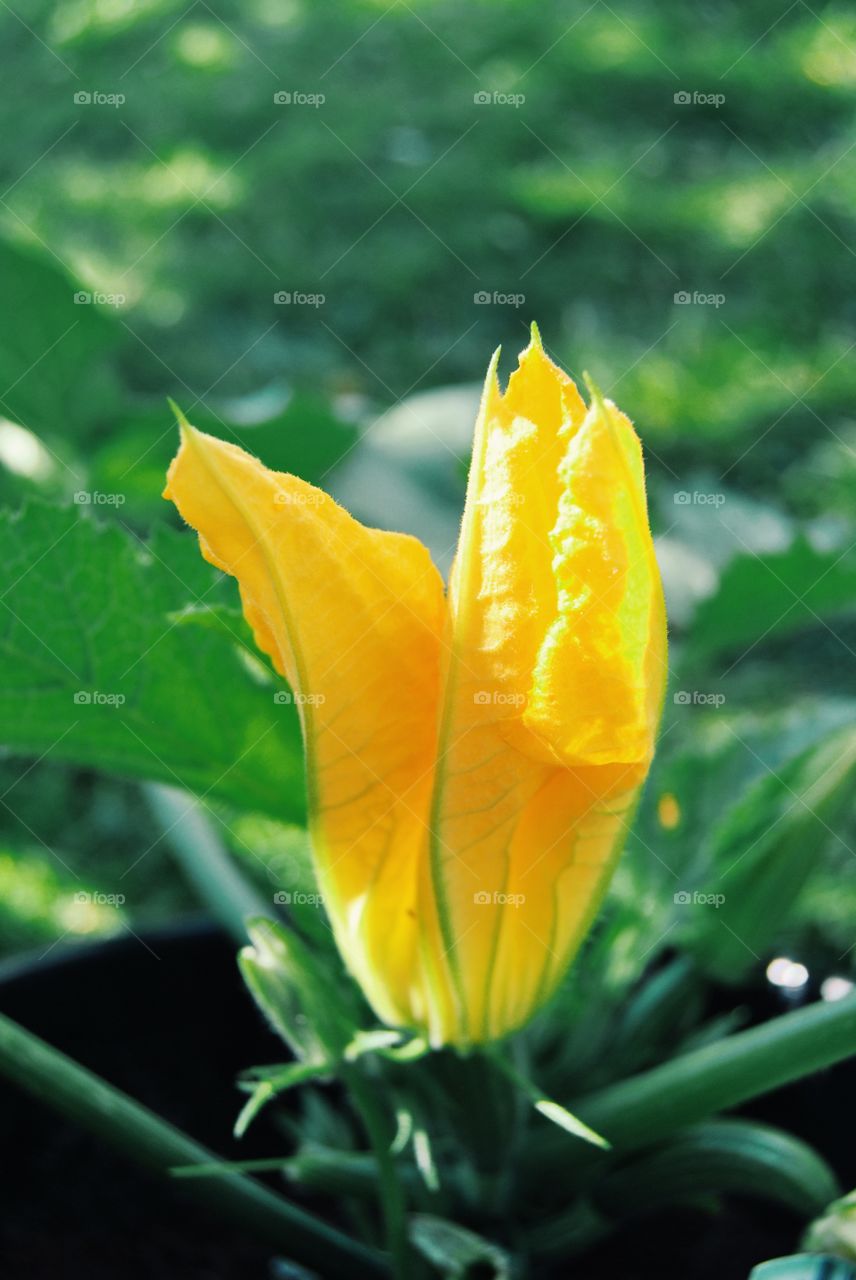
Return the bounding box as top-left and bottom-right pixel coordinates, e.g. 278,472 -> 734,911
532,1119 -> 839,1262
596,1119 -> 839,1219
685,537 -> 856,667
0,503 -> 305,820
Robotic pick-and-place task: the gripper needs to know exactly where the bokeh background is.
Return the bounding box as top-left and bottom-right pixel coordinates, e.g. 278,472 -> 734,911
1,0 -> 855,983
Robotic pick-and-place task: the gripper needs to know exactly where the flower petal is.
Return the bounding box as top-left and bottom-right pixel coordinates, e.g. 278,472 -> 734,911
164,326 -> 666,1049
524,384 -> 666,770
425,334 -> 665,1042
165,423 -> 446,1026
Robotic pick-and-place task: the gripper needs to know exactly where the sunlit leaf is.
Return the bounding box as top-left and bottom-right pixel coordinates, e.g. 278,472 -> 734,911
0,504 -> 305,819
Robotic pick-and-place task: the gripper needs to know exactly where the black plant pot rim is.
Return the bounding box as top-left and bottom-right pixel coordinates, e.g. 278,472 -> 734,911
0,912 -> 219,988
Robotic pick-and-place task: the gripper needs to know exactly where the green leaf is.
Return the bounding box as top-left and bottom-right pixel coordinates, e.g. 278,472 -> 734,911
0,503 -> 305,820
685,536 -> 856,667
609,957 -> 702,1075
0,238 -> 121,438
595,1119 -> 839,1218
683,726 -> 856,982
409,1214 -> 510,1280
223,393 -> 357,485
532,1121 -> 839,1260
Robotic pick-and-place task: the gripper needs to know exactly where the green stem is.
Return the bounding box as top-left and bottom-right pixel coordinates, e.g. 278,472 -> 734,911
0,1011 -> 388,1279
344,1065 -> 416,1280
286,1146 -> 418,1199
145,782 -> 269,942
566,994 -> 856,1168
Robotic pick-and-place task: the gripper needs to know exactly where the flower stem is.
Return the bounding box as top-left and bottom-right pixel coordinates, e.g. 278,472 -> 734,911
0,1011 -> 388,1278
344,1065 -> 418,1279
562,994 -> 856,1171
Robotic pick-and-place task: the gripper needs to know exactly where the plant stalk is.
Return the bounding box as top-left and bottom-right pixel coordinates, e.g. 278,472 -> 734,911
0,1011 -> 388,1278
145,782 -> 269,941
344,1065 -> 417,1280
561,994 -> 856,1171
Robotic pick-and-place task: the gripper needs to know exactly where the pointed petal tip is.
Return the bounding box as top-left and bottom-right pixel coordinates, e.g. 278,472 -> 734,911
516,321 -> 544,368
582,371 -> 607,412
484,344 -> 503,398
167,396 -> 185,424
163,402 -> 205,500
167,398 -> 196,446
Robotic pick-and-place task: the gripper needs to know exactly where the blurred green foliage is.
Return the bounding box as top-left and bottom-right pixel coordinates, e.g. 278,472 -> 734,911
0,0 -> 854,990
3,0 -> 856,472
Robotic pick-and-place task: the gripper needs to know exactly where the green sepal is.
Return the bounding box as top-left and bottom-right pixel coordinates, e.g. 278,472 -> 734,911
488,1048 -> 609,1150
239,917 -> 360,1064
234,1061 -> 334,1139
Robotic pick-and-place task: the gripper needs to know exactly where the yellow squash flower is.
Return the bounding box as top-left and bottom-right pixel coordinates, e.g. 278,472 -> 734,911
164,326 -> 667,1047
